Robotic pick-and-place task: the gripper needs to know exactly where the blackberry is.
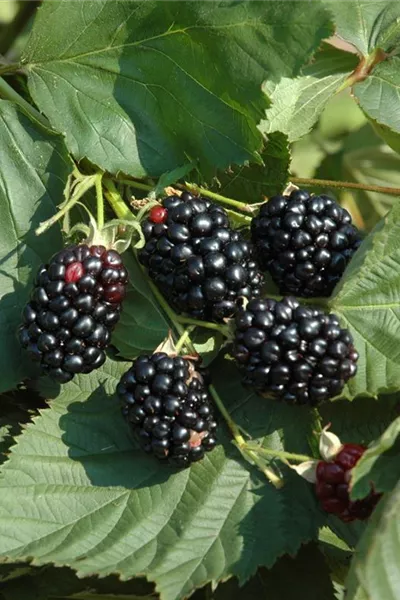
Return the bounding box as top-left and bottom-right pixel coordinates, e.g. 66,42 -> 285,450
117,353 -> 217,467
316,443 -> 381,522
139,193 -> 263,322
251,189 -> 361,297
232,296 -> 358,405
18,244 -> 127,383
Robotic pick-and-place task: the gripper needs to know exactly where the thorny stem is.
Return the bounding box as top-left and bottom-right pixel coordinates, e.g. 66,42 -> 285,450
103,178 -> 132,220
95,173 -> 105,230
248,446 -> 313,464
291,176 -> 400,197
0,75 -> 49,128
117,178 -> 153,193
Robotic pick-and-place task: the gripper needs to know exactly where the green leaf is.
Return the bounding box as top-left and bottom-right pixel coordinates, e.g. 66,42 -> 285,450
0,358 -> 323,600
0,100 -> 70,393
259,44 -> 357,142
354,59 -> 400,140
351,415 -> 400,499
22,0 -> 333,177
345,481 -> 400,600
330,200 -> 400,399
112,253 -> 168,359
210,132 -> 290,202
326,0 -> 400,56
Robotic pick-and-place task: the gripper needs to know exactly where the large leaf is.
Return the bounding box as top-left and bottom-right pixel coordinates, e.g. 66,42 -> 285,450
351,415 -> 400,499
354,58 -> 400,139
259,44 -> 358,142
330,201 -> 400,399
21,0 -> 333,177
345,481 -> 400,600
0,357 -> 323,600
326,1 -> 400,56
0,100 -> 70,393
210,132 -> 290,203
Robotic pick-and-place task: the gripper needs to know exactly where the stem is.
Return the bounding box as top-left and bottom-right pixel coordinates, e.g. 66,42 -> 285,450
291,176 -> 400,197
0,63 -> 20,76
250,446 -> 313,463
116,178 -> 153,192
182,183 -> 254,214
175,327 -> 195,354
0,76 -> 50,128
95,173 -> 105,230
103,178 -> 132,219
176,314 -> 231,337
36,175 -> 97,235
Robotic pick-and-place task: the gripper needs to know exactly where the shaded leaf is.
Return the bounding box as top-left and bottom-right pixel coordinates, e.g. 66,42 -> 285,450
22,0 -> 332,177
351,415 -> 400,499
0,358 -> 323,600
210,132 -> 290,202
0,100 -> 70,393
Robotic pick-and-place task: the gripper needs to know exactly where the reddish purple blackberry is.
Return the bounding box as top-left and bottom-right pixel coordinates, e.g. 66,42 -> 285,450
316,443 -> 381,522
232,296 -> 358,405
251,189 -> 361,297
118,353 -> 217,467
18,244 -> 127,383
139,192 -> 263,322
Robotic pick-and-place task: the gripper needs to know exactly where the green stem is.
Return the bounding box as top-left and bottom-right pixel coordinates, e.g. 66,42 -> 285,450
95,173 -> 105,230
0,76 -> 49,128
0,63 -> 21,76
103,178 -> 132,219
250,446 -> 313,463
36,175 -> 97,235
176,314 -> 231,337
183,182 -> 254,214
115,178 -> 153,192
175,327 -> 195,354
291,176 -> 400,197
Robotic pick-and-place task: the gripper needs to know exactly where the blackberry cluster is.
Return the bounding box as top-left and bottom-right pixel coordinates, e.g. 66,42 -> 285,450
139,193 -> 263,322
251,189 -> 361,297
118,353 -> 217,467
232,296 -> 358,405
316,443 -> 381,522
18,244 -> 127,383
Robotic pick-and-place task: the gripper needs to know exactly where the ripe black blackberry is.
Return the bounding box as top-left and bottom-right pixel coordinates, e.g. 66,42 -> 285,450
316,443 -> 381,522
251,189 -> 361,297
139,192 -> 263,322
232,296 -> 358,405
18,244 -> 127,383
117,353 -> 217,467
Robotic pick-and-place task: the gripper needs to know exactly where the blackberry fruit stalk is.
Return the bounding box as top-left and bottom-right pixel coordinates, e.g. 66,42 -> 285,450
18,244 -> 127,383
118,351 -> 217,468
316,443 -> 381,522
251,189 -> 361,297
139,192 -> 263,322
232,296 -> 358,405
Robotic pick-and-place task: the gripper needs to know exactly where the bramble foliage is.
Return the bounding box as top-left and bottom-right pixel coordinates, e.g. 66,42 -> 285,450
0,1 -> 399,599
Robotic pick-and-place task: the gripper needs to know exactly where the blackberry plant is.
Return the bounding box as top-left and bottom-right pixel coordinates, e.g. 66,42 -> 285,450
1,2 -> 400,600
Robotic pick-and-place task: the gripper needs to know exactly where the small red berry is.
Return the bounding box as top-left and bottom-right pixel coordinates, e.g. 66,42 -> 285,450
149,206 -> 167,224
65,261 -> 84,283
317,461 -> 344,484
315,480 -> 334,499
335,443 -> 365,470
321,497 -> 348,515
